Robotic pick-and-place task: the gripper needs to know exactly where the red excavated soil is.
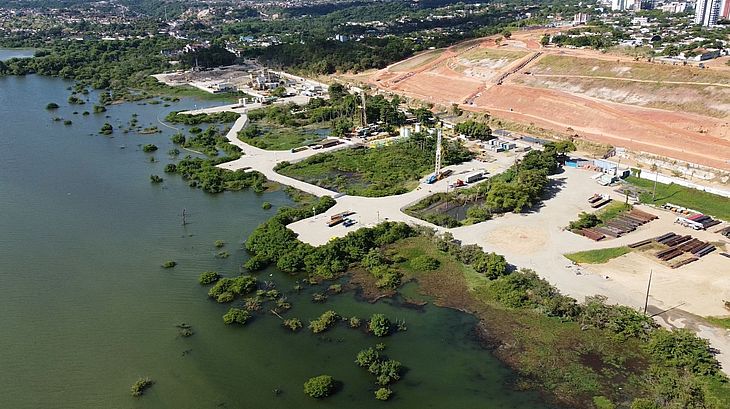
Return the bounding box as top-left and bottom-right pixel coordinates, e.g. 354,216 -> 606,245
369,31 -> 730,171
471,84 -> 730,170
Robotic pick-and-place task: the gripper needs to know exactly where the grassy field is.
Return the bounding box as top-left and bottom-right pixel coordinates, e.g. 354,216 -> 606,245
531,55 -> 730,84
565,246 -> 631,264
626,176 -> 730,220
461,47 -> 528,62
596,201 -> 631,221
706,316 -> 730,329
389,48 -> 445,72
239,124 -> 327,151
152,84 -> 245,102
276,139 -> 471,197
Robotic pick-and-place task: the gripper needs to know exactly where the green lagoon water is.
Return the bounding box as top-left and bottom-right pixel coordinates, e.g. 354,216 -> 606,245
0,74 -> 556,409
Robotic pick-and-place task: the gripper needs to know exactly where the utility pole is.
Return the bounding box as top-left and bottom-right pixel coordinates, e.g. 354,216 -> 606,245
434,128 -> 443,178
361,91 -> 367,127
643,269 -> 653,315
652,170 -> 659,201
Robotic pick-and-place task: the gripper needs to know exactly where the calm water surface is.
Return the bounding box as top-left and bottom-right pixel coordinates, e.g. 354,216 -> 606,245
0,75 -> 556,409
0,48 -> 36,61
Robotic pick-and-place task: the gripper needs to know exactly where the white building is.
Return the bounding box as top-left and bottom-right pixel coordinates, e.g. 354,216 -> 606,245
695,0 -> 730,26
659,1 -> 689,13
612,0 -> 627,11
574,12 -> 592,24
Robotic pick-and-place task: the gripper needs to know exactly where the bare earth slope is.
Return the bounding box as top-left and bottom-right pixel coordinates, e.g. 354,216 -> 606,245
369,30 -> 730,171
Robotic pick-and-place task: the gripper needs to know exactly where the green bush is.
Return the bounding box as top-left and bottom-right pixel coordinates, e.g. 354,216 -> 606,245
198,271 -> 220,285
645,329 -> 720,376
375,360 -> 402,385
356,347 -> 380,368
410,255 -> 440,271
303,375 -> 335,399
216,292 -> 234,303
355,347 -> 404,390
161,260 -> 176,268
593,396 -> 616,409
165,111 -> 240,125
283,318 -> 303,331
569,212 -> 601,230
454,120 -> 492,140
487,269 -> 579,318
309,310 -> 338,333
164,164 -> 177,173
579,296 -> 656,340
170,133 -> 186,144
472,252 -> 508,279
223,308 -> 251,325
46,102 -> 59,110
150,174 -> 163,183
375,388 -> 392,401
100,123 -> 113,135
208,276 -> 258,301
368,314 -> 391,337
262,201 -> 272,210
142,144 -> 158,153
175,157 -> 265,194
244,254 -> 268,271
630,398 -> 660,409
68,95 -> 85,105
130,377 -> 154,397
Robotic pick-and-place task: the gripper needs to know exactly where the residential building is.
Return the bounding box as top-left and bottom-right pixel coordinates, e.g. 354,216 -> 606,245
612,0 -> 628,11
574,12 -> 591,24
695,0 -> 728,26
659,2 -> 689,13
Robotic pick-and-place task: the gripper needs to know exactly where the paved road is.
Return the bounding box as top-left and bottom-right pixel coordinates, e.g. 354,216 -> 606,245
178,101 -> 730,373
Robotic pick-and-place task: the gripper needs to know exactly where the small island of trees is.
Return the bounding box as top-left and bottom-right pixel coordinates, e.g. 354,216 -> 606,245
130,377 -> 154,397
303,375 -> 335,399
99,123 -> 113,135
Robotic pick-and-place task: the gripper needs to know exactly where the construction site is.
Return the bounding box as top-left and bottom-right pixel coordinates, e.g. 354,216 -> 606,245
153,61 -> 328,102
364,28 -> 730,174
174,58 -> 730,367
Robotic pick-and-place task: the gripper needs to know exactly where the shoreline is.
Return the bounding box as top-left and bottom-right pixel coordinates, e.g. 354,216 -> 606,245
173,94 -> 730,374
